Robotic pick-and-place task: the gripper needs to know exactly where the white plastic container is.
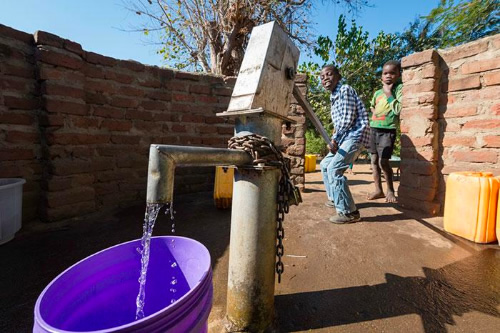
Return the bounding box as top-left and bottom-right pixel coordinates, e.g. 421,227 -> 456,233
0,178 -> 26,245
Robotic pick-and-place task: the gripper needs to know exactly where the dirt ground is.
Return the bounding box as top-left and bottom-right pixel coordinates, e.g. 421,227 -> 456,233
1,163 -> 499,333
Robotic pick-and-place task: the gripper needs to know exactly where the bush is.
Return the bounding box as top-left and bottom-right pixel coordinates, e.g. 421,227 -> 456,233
306,130 -> 329,156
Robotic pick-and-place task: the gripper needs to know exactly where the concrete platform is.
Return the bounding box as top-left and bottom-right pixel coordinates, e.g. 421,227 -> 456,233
1,164 -> 499,332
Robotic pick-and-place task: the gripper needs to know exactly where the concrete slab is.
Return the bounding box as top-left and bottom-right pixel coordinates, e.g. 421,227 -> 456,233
1,164 -> 498,333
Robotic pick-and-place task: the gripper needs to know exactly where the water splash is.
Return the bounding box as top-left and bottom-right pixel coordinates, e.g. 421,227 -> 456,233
135,202 -> 171,320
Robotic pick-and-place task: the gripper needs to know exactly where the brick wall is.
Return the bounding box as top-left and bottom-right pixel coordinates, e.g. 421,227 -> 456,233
284,73 -> 307,190
0,25 -> 41,222
400,34 -> 500,215
0,24 -> 306,223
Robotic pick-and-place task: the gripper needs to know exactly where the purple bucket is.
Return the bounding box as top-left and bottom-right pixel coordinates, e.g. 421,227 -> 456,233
33,236 -> 212,333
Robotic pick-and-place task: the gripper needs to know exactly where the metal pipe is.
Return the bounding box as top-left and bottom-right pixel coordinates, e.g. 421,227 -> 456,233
225,168 -> 280,332
146,144 -> 253,204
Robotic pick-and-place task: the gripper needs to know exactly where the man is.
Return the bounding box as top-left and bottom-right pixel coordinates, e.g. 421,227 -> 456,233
319,64 -> 370,223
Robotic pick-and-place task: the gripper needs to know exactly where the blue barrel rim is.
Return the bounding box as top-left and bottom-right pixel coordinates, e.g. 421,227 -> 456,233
34,235 -> 211,333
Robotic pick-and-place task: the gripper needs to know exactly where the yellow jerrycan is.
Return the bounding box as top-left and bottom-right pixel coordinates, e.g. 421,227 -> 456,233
304,154 -> 317,173
443,172 -> 499,243
213,166 -> 234,209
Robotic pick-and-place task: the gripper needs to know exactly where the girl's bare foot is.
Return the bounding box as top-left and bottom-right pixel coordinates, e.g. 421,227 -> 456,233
367,191 -> 385,200
386,192 -> 397,203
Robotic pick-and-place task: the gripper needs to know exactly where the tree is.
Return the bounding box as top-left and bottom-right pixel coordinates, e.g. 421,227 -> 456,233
127,0 -> 369,75
300,15 -> 402,155
424,0 -> 500,48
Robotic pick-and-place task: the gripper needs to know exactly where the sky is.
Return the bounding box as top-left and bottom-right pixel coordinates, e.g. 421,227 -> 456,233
0,0 -> 440,67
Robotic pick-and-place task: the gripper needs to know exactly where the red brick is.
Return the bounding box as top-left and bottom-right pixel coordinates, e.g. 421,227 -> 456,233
44,97 -> 87,115
93,105 -> 125,118
0,24 -> 33,43
421,64 -> 438,78
117,60 -> 145,72
41,82 -> 84,99
83,64 -> 105,79
402,70 -> 416,82
140,100 -> 166,110
85,51 -> 117,66
462,58 -> 500,74
125,110 -> 153,120
34,30 -> 64,47
483,135 -> 500,148
480,86 -> 500,99
401,106 -> 436,120
134,121 -> 161,132
442,136 -> 476,147
440,40 -> 488,63
179,136 -> 202,145
90,157 -> 115,171
483,71 -> 500,86
175,71 -> 201,81
118,85 -> 144,97
173,93 -> 196,102
182,114 -> 205,123
198,95 -> 218,103
171,124 -> 187,133
418,93 -> 437,105
45,187 -> 95,208
36,46 -> 83,70
402,49 -> 437,68
154,113 -> 172,122
446,76 -> 480,92
0,77 -> 33,92
205,116 -> 224,124
213,87 -> 233,96
491,104 -> 500,115
198,125 -> 217,134
137,78 -> 161,88
3,64 -> 35,78
71,146 -> 94,158
398,184 -> 437,201
165,81 -> 188,92
4,95 -> 39,109
110,96 -> 139,108
103,69 -> 135,84
463,119 -> 500,130
47,133 -> 110,145
190,85 -> 211,94
42,201 -> 96,222
0,148 -> 34,160
452,150 -> 497,163
146,91 -> 172,101
404,80 -> 437,94
85,79 -> 117,94
6,130 -> 39,143
0,111 -> 34,125
39,114 -> 65,127
64,39 -> 83,56
37,64 -> 64,80
85,92 -> 108,105
400,160 -> 435,175
101,119 -> 133,131
217,126 -> 234,135
400,135 -> 433,147
70,116 -> 99,129
444,106 -> 477,118
110,135 -> 141,144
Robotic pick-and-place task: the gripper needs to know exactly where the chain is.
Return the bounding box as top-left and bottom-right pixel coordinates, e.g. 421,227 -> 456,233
228,134 -> 297,283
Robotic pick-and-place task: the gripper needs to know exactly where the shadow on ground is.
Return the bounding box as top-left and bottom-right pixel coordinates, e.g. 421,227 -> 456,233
276,249 -> 500,333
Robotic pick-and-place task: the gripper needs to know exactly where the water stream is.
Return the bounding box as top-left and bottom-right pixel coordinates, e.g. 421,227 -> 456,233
135,202 -> 175,320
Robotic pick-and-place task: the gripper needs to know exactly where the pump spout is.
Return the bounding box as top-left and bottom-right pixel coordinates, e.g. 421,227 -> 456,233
146,144 -> 253,204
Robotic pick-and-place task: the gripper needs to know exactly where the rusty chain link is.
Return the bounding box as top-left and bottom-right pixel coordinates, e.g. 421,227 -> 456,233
228,134 -> 301,283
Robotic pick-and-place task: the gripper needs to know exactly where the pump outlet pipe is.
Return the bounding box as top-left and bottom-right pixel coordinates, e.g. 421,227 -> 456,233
146,144 -> 253,204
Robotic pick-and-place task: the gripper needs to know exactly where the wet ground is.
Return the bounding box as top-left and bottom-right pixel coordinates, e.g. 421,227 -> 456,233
1,163 -> 499,333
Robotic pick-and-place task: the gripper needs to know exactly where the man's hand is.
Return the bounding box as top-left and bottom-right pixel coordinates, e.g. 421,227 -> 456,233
383,81 -> 394,98
329,139 -> 338,154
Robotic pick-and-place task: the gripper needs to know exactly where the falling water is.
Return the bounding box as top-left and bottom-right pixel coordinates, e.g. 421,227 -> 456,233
135,202 -> 175,320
